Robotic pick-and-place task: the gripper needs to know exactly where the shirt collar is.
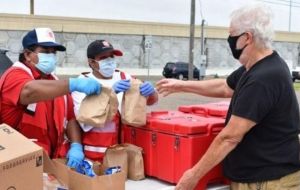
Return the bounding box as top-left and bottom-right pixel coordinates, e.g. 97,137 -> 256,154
23,62 -> 54,80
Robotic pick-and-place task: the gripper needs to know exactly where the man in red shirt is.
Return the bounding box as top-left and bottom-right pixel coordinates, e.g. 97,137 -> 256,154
0,28 -> 101,170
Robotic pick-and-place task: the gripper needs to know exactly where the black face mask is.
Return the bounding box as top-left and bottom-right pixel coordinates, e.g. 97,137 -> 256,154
227,32 -> 247,60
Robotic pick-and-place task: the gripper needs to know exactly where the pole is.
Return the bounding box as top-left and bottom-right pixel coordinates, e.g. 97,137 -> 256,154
147,50 -> 150,79
199,19 -> 206,80
145,35 -> 152,80
200,19 -> 205,55
289,0 -> 292,32
30,0 -> 34,15
188,0 -> 195,80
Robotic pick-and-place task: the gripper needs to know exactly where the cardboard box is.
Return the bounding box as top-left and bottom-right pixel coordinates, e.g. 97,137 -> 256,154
43,152 -> 126,190
0,124 -> 43,190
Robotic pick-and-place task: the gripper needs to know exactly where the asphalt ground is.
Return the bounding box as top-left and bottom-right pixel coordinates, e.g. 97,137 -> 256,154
148,92 -> 230,112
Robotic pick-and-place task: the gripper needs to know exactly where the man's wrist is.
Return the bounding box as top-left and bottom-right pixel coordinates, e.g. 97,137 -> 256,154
70,142 -> 83,149
68,78 -> 75,92
177,80 -> 185,91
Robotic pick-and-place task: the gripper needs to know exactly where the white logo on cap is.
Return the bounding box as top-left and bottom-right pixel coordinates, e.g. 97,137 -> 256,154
35,28 -> 56,43
102,41 -> 110,47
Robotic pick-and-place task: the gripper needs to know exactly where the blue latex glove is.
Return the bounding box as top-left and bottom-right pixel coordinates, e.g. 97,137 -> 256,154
140,81 -> 155,97
67,142 -> 84,169
69,78 -> 101,95
112,79 -> 131,94
76,160 -> 96,177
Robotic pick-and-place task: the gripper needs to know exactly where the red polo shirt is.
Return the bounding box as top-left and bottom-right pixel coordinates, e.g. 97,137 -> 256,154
1,67 -> 32,127
0,63 -> 75,152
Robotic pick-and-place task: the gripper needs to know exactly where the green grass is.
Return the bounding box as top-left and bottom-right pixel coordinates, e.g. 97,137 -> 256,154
293,82 -> 300,91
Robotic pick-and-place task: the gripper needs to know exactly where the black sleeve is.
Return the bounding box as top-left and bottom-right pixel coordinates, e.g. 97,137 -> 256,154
226,66 -> 246,90
232,80 -> 274,123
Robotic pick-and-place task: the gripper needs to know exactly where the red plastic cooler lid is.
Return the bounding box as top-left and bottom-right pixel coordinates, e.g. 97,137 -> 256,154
147,111 -> 225,135
178,101 -> 230,118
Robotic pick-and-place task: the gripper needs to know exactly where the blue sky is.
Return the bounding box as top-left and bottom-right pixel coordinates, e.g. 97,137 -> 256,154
0,0 -> 299,32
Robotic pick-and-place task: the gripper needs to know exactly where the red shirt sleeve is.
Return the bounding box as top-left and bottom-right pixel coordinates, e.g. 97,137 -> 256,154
66,93 -> 76,121
1,68 -> 33,127
2,68 -> 32,106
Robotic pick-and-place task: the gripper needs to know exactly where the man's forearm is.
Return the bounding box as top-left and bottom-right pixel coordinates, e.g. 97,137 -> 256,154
147,91 -> 159,105
20,80 -> 69,105
179,79 -> 232,98
191,128 -> 239,180
66,119 -> 82,143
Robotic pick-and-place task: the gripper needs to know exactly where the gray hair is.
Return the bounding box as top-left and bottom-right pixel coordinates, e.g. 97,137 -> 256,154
230,4 -> 274,49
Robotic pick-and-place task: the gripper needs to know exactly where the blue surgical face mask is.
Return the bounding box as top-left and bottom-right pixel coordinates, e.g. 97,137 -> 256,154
98,57 -> 117,77
35,53 -> 57,74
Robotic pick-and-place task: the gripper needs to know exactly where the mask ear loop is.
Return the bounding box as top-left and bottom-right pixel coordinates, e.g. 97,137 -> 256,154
236,32 -> 249,51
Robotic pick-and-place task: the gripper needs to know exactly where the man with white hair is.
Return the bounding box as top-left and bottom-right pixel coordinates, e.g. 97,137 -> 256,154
157,4 -> 300,190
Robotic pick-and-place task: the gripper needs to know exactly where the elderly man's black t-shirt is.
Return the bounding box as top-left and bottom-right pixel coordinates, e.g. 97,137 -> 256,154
224,51 -> 300,182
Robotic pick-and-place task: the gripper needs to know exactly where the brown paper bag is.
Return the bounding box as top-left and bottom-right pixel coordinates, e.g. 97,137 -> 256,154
103,145 -> 128,178
122,143 -> 145,180
77,86 -> 118,127
121,79 -> 147,127
107,90 -> 119,122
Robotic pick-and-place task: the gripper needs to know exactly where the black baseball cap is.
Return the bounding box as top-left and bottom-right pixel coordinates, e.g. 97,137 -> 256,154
87,40 -> 123,59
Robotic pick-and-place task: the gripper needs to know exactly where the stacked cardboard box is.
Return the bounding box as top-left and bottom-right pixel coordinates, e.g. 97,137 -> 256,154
0,124 -> 43,190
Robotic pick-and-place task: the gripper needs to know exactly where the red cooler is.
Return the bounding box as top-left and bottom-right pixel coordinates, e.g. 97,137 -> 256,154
122,111 -> 227,190
178,101 -> 230,118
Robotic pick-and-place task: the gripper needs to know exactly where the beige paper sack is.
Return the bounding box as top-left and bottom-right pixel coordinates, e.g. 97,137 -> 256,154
103,145 -> 128,178
121,79 -> 147,127
122,143 -> 145,180
107,89 -> 119,122
77,86 -> 119,127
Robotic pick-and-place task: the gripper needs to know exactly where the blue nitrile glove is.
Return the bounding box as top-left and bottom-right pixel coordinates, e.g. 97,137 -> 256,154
112,79 -> 131,94
76,160 -> 96,177
140,81 -> 155,97
69,78 -> 101,95
67,142 -> 84,169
